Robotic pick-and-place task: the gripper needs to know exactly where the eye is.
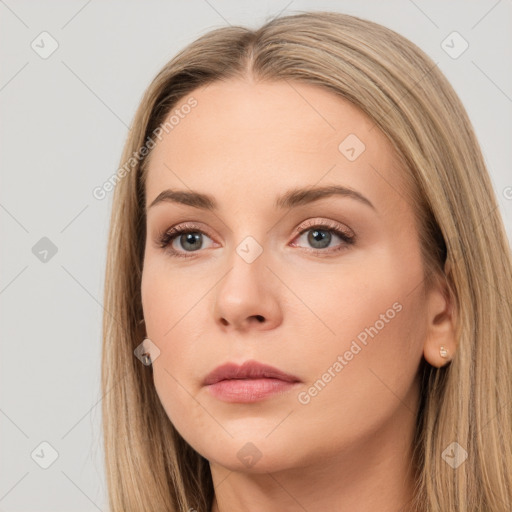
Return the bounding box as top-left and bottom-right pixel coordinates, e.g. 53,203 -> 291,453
157,222 -> 215,259
156,219 -> 355,259
290,218 -> 355,255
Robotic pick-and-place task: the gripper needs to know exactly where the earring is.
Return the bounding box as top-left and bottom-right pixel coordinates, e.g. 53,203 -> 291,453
439,346 -> 449,359
140,334 -> 152,366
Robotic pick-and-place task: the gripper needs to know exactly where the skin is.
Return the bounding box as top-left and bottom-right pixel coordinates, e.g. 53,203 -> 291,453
141,78 -> 456,512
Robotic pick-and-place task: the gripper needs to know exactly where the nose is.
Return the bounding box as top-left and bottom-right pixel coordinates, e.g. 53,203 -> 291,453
213,244 -> 283,332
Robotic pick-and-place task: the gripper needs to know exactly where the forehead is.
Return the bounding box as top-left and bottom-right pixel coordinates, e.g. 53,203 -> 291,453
144,79 -> 408,213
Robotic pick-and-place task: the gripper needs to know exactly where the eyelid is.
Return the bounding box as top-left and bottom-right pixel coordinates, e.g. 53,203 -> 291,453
292,217 -> 354,238
156,218 -> 352,241
155,217 -> 355,257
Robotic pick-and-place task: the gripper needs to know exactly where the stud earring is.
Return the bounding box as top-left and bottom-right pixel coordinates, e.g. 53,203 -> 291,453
140,335 -> 152,366
439,346 -> 449,359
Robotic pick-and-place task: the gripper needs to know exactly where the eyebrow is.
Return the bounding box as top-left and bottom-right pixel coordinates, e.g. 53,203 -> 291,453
147,184 -> 376,212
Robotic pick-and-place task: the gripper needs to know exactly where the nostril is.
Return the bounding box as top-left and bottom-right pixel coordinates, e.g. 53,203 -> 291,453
254,315 -> 265,323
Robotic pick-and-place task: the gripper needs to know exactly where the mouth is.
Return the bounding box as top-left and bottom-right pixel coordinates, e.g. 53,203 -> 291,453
202,360 -> 301,403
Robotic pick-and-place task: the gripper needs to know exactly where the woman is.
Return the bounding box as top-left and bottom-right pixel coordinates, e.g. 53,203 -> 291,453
101,10 -> 512,512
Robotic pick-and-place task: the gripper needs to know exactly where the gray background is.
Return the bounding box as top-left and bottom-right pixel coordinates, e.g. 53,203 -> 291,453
1,0 -> 511,510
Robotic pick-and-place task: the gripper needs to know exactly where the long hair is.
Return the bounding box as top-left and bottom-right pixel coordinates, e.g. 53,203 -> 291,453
101,10 -> 512,511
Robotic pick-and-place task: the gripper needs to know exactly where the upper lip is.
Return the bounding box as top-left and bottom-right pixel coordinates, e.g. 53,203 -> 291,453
203,360 -> 301,386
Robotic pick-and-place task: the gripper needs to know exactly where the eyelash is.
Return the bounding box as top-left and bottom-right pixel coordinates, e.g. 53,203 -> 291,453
156,220 -> 355,259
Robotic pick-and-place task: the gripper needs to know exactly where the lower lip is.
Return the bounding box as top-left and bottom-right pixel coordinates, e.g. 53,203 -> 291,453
205,378 -> 299,403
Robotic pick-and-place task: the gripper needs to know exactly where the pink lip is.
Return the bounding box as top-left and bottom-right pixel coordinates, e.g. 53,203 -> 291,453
203,360 -> 301,403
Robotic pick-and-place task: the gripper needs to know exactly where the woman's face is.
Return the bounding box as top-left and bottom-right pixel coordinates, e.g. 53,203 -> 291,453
141,79 -> 430,474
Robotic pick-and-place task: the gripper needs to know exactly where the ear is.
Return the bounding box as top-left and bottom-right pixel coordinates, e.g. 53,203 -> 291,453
423,276 -> 457,368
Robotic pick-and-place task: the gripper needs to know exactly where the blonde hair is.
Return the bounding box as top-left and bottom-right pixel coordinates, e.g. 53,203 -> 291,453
101,10 -> 512,511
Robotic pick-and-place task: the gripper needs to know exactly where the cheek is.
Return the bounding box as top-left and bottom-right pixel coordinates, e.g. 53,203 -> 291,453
293,289 -> 425,458
140,261 -> 215,440
290,247 -> 427,401
290,249 -> 423,354
141,256 -> 209,344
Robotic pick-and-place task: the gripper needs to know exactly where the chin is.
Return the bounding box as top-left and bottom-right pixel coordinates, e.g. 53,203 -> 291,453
204,435 -> 302,474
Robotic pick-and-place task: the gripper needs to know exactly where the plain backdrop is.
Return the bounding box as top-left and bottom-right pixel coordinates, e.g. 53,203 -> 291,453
1,1 -> 511,510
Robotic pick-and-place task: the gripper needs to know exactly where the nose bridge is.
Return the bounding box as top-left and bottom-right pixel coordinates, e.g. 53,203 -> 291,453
221,233 -> 268,301
212,229 -> 281,330
235,233 -> 266,266
222,212 -> 269,273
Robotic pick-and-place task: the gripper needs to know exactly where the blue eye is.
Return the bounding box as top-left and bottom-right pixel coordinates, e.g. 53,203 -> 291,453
291,220 -> 355,255
157,219 -> 355,259
157,223 -> 214,258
